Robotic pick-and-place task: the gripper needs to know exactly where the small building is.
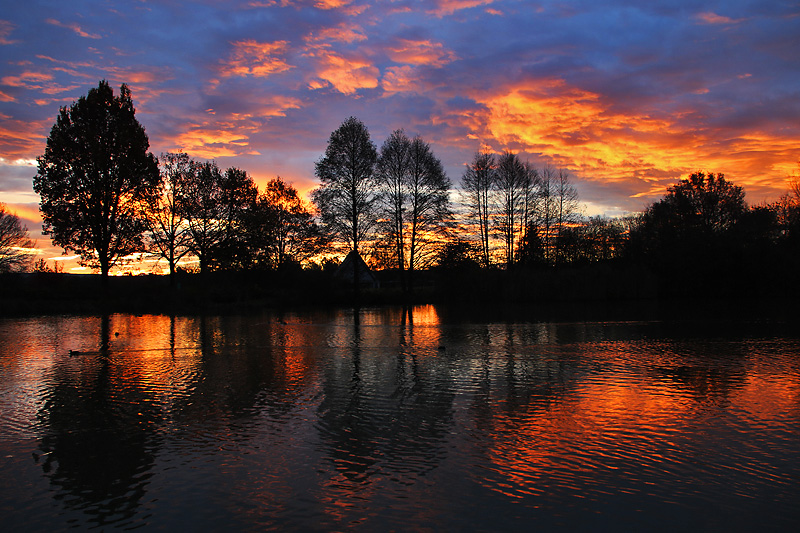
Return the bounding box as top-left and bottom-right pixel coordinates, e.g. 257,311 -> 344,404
334,250 -> 379,288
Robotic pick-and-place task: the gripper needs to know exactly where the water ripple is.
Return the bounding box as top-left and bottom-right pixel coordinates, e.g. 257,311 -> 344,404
2,312 -> 800,530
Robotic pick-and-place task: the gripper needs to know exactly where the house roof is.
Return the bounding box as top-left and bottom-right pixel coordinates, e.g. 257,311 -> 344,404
334,250 -> 377,285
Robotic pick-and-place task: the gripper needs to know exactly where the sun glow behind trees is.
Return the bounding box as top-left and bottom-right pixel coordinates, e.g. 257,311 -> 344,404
22,81 -> 800,279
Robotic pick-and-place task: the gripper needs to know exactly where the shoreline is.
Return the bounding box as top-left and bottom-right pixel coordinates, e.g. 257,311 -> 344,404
2,271 -> 798,325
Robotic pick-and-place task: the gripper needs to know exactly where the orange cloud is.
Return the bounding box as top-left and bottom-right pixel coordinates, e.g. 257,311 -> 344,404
173,126 -> 254,159
2,68 -> 91,99
221,40 -> 293,78
255,94 -> 303,117
304,22 -> 367,44
381,65 -> 418,94
313,0 -> 368,15
476,78 -> 800,203
45,18 -> 101,39
0,117 -> 48,160
0,19 -> 17,45
169,94 -> 299,160
1,71 -> 53,87
3,202 -> 41,224
36,54 -> 96,70
428,0 -> 497,17
315,0 -> 351,9
308,51 -> 379,94
0,89 -> 14,102
694,12 -> 744,25
386,38 -> 458,67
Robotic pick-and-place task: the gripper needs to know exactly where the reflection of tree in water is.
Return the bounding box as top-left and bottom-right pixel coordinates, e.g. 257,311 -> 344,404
35,315 -> 162,528
315,307 -> 457,489
460,322 -> 584,436
172,315 -> 309,426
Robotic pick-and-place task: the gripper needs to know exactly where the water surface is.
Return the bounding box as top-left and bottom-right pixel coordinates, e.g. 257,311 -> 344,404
1,306 -> 799,531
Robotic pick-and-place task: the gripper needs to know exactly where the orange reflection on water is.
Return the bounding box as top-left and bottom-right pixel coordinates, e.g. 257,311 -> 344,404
729,371 -> 800,423
406,304 -> 440,326
479,360 -> 697,499
103,315 -> 205,402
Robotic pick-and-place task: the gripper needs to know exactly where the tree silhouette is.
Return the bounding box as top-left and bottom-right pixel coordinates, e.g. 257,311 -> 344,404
377,129 -> 412,291
405,135 -> 451,287
664,172 -> 745,233
515,224 -> 545,267
33,80 -> 159,279
377,130 -> 451,292
141,152 -> 194,281
534,166 -> 559,264
629,172 -> 749,295
178,161 -> 226,274
632,172 -> 746,257
553,169 -> 581,265
178,161 -> 257,273
494,151 -> 530,269
211,167 -> 258,270
243,177 -> 324,269
462,150 -> 495,268
0,202 -> 34,272
312,117 -> 378,259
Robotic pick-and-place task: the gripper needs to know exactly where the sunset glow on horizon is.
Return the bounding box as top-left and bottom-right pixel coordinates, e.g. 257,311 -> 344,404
1,1 -> 799,268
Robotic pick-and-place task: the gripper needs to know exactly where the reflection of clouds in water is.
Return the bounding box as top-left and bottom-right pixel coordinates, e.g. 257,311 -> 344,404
1,310 -> 799,530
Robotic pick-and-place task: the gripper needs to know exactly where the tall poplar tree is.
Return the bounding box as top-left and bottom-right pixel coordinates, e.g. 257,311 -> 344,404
405,135 -> 451,285
494,151 -> 528,268
462,150 -> 495,268
376,129 -> 412,290
377,130 -> 451,292
33,80 -> 158,279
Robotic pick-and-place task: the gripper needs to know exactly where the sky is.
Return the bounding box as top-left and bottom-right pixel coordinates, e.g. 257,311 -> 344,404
1,0 -> 799,269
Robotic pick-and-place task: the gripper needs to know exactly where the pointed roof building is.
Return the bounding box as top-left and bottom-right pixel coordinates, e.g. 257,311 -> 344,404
334,250 -> 379,288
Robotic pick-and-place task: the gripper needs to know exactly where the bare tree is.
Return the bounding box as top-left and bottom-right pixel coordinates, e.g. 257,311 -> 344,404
494,151 -> 529,268
405,135 -> 451,287
376,131 -> 451,292
376,129 -> 412,290
554,168 -> 581,264
520,161 -> 539,244
534,166 -> 559,264
141,152 -> 194,281
0,203 -> 34,272
461,150 -> 496,268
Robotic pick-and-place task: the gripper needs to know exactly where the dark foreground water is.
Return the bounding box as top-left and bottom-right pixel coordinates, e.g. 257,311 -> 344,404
1,306 -> 799,531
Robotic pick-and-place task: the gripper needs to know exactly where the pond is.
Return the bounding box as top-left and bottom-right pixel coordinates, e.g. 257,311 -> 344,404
1,306 -> 799,531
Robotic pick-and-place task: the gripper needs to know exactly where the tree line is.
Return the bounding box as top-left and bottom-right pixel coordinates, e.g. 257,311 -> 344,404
3,81 -> 798,300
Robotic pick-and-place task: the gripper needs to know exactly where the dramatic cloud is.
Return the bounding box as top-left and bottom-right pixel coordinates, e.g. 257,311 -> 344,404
0,0 -> 798,252
220,40 -> 293,78
308,51 -> 380,94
